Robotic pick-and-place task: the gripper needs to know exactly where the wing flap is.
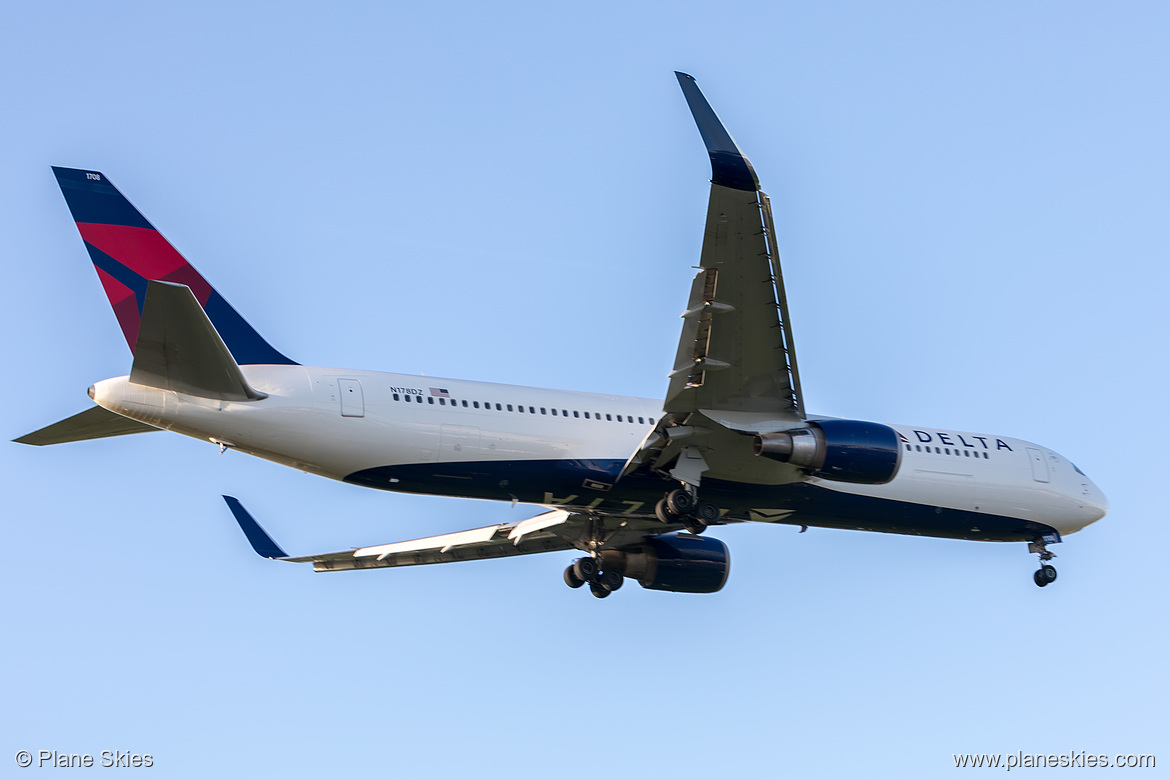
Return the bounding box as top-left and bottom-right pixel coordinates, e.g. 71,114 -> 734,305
306,534 -> 577,573
316,510 -> 579,571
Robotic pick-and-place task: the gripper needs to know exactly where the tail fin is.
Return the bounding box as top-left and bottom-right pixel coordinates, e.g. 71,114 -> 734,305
52,167 -> 296,366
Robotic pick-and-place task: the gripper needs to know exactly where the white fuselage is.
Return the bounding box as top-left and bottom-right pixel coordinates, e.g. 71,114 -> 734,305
90,365 -> 1108,542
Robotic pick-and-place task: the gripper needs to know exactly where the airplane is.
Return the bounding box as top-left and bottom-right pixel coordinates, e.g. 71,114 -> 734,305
17,73 -> 1108,597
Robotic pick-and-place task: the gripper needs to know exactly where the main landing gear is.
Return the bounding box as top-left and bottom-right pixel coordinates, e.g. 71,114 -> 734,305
1029,540 -> 1058,587
654,488 -> 720,535
564,557 -> 624,599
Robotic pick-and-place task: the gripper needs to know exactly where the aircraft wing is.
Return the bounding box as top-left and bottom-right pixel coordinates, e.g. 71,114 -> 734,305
666,73 -> 804,426
224,497 -> 580,572
620,75 -> 808,486
223,498 -> 690,573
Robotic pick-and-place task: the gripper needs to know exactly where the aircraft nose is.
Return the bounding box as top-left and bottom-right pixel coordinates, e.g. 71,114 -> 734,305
1079,479 -> 1109,524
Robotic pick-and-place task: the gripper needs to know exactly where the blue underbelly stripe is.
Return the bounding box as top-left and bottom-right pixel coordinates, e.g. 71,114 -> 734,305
342,458 -> 1059,543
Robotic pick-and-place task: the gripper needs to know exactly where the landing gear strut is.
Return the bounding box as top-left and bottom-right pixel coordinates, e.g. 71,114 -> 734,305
656,488 -> 720,535
1029,540 -> 1058,587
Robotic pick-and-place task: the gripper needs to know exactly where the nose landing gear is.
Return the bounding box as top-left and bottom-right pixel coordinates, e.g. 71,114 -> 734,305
1028,540 -> 1058,587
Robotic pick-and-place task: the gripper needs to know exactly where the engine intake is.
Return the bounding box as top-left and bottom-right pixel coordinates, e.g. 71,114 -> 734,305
753,419 -> 901,485
605,534 -> 730,594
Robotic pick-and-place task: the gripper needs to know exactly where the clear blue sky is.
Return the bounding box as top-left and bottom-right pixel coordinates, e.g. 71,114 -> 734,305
3,2 -> 1166,777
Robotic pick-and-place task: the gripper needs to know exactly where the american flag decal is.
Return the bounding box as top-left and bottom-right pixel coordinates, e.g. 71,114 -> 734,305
429,387 -> 450,398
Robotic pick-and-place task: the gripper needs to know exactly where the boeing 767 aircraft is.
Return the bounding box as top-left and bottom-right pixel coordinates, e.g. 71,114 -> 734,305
17,73 -> 1107,597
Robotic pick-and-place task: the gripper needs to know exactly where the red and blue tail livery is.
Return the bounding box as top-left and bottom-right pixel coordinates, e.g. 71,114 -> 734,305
51,167 -> 295,366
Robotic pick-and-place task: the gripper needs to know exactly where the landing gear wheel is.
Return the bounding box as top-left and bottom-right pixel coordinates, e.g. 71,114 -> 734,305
1033,565 -> 1057,587
666,489 -> 695,516
599,569 -> 624,591
655,498 -> 677,524
682,517 -> 707,535
563,565 -> 585,589
589,581 -> 611,599
573,557 -> 599,582
695,501 -> 720,524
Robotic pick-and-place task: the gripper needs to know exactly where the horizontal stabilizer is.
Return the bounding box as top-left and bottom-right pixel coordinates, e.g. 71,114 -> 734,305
131,280 -> 267,402
14,405 -> 160,446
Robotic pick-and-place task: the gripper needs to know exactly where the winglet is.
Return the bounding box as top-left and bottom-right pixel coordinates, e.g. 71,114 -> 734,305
675,72 -> 759,191
223,496 -> 289,559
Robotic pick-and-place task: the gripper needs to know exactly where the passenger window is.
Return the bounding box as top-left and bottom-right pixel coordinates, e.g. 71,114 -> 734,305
462,400 -> 468,408
584,412 -> 590,419
473,401 -> 479,409
905,444 -> 911,451
606,414 -> 612,421
541,408 -> 547,415
439,398 -> 446,405
617,415 -> 623,422
495,403 -> 502,411
518,405 -> 524,413
428,397 -> 435,404
416,396 -> 422,403
551,409 -> 558,416
507,404 -> 513,412
562,410 -> 568,416
573,411 -> 580,418
393,393 -> 399,401
529,407 -> 535,414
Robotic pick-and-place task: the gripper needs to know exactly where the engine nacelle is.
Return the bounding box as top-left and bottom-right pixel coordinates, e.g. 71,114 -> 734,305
752,419 -> 902,485
606,534 -> 730,594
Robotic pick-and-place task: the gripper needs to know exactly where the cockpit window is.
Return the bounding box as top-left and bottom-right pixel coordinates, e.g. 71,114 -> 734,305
1072,463 -> 1086,476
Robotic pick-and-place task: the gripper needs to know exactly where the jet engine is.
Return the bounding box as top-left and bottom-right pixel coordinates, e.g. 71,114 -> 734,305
752,419 -> 902,485
605,534 -> 730,594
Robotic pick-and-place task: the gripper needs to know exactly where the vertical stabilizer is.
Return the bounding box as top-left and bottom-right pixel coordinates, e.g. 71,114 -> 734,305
52,167 -> 296,366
